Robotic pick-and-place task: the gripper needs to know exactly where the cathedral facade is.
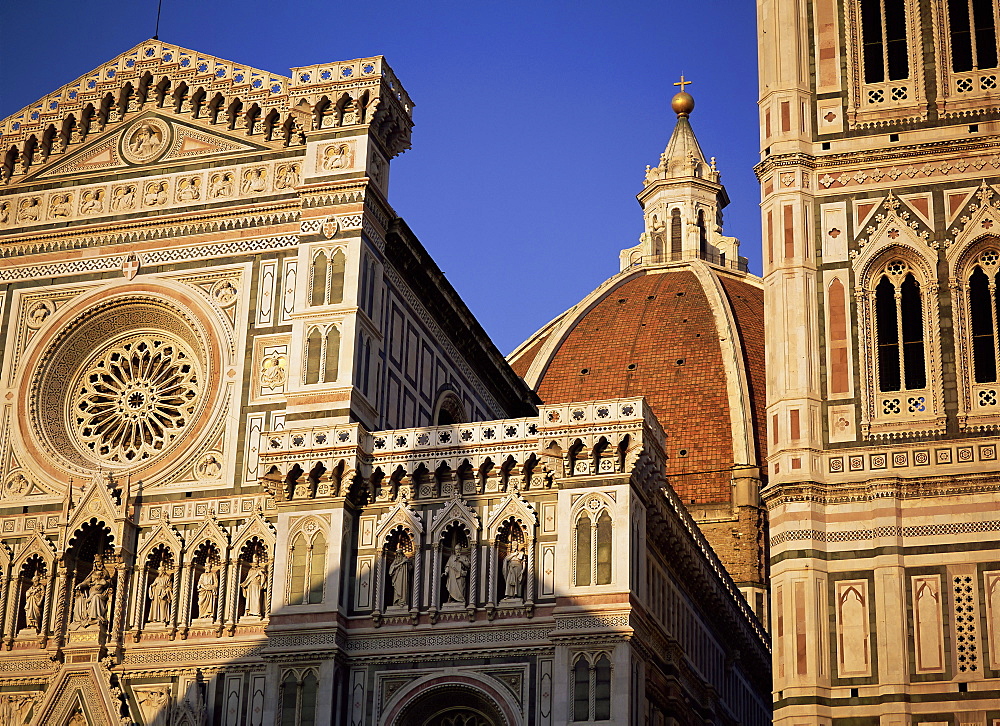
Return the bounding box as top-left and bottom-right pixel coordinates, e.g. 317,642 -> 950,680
758,0 -> 1000,723
0,42 -> 771,725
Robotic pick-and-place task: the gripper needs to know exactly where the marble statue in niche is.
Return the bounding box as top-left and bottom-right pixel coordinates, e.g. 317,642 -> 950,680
240,558 -> 267,617
388,549 -> 412,608
503,542 -> 526,599
443,546 -> 470,604
147,567 -> 173,626
71,554 -> 113,629
196,564 -> 219,620
23,575 -> 45,633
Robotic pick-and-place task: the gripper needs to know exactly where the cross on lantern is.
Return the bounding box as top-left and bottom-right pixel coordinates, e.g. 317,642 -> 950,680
674,75 -> 692,92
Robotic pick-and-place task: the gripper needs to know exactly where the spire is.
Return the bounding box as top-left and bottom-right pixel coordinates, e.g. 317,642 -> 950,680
622,78 -> 742,272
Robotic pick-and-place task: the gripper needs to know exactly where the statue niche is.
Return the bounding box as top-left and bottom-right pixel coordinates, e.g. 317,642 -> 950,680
497,520 -> 527,602
15,555 -> 47,635
384,529 -> 414,611
66,519 -> 116,633
143,545 -> 175,629
237,538 -> 269,620
440,525 -> 471,608
191,542 -> 221,623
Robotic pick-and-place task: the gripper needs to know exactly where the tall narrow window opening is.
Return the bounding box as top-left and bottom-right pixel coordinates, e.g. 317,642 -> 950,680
573,658 -> 590,721
305,328 -> 322,385
596,511 -> 613,585
575,514 -> 592,587
969,249 -> 1000,382
670,208 -> 682,259
860,0 -> 910,83
948,0 -> 999,72
310,251 -> 327,306
874,261 -> 926,391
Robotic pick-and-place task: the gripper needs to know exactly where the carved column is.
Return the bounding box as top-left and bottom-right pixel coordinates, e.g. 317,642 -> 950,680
215,556 -> 229,636
487,539 -> 497,607
0,573 -> 10,643
411,545 -> 422,612
168,563 -> 183,640
468,542 -> 479,608
52,561 -> 72,649
373,550 -> 385,614
226,558 -> 241,632
178,564 -> 195,638
430,544 -> 441,611
111,564 -> 131,656
130,566 -> 149,639
264,551 -> 276,618
526,538 -> 536,603
2,575 -> 19,648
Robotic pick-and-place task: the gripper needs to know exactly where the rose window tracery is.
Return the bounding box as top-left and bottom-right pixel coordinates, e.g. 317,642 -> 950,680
73,336 -> 200,463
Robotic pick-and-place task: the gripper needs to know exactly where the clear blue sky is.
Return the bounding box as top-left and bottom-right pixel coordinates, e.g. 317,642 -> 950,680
0,0 -> 761,354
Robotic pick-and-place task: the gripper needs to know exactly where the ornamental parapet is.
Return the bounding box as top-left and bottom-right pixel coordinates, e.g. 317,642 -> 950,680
258,397 -> 664,503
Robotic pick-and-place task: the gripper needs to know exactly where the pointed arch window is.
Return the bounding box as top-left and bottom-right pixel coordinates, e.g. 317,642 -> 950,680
304,326 -> 340,385
574,504 -> 613,587
968,248 -> 1000,383
279,669 -> 319,726
874,260 -> 926,391
860,0 -> 910,82
309,247 -> 346,306
288,531 -> 326,605
572,653 -> 613,722
947,0 -> 999,72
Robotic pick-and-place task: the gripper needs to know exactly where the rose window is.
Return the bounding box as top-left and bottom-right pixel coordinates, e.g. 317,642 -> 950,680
73,336 -> 200,463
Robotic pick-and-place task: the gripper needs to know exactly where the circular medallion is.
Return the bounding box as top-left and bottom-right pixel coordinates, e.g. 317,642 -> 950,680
121,118 -> 171,164
21,289 -> 224,482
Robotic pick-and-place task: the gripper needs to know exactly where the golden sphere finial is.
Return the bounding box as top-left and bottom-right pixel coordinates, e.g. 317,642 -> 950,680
672,74 -> 695,117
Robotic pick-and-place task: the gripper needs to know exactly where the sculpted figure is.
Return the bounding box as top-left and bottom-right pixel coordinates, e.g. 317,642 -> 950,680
138,687 -> 171,726
260,353 -> 288,389
23,574 -> 45,632
322,143 -> 351,171
74,554 -> 113,627
388,549 -> 412,608
49,194 -> 71,218
176,177 -> 201,201
196,564 -> 218,619
0,202 -> 10,224
209,172 -> 234,198
242,168 -> 267,193
80,189 -> 103,214
113,185 -> 136,210
240,558 -> 267,617
275,163 -> 300,189
443,546 -> 470,603
147,568 -> 173,626
144,181 -> 167,206
503,543 -> 526,598
17,198 -> 40,222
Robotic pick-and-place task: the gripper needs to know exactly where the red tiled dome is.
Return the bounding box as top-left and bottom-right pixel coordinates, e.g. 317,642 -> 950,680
510,261 -> 766,505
